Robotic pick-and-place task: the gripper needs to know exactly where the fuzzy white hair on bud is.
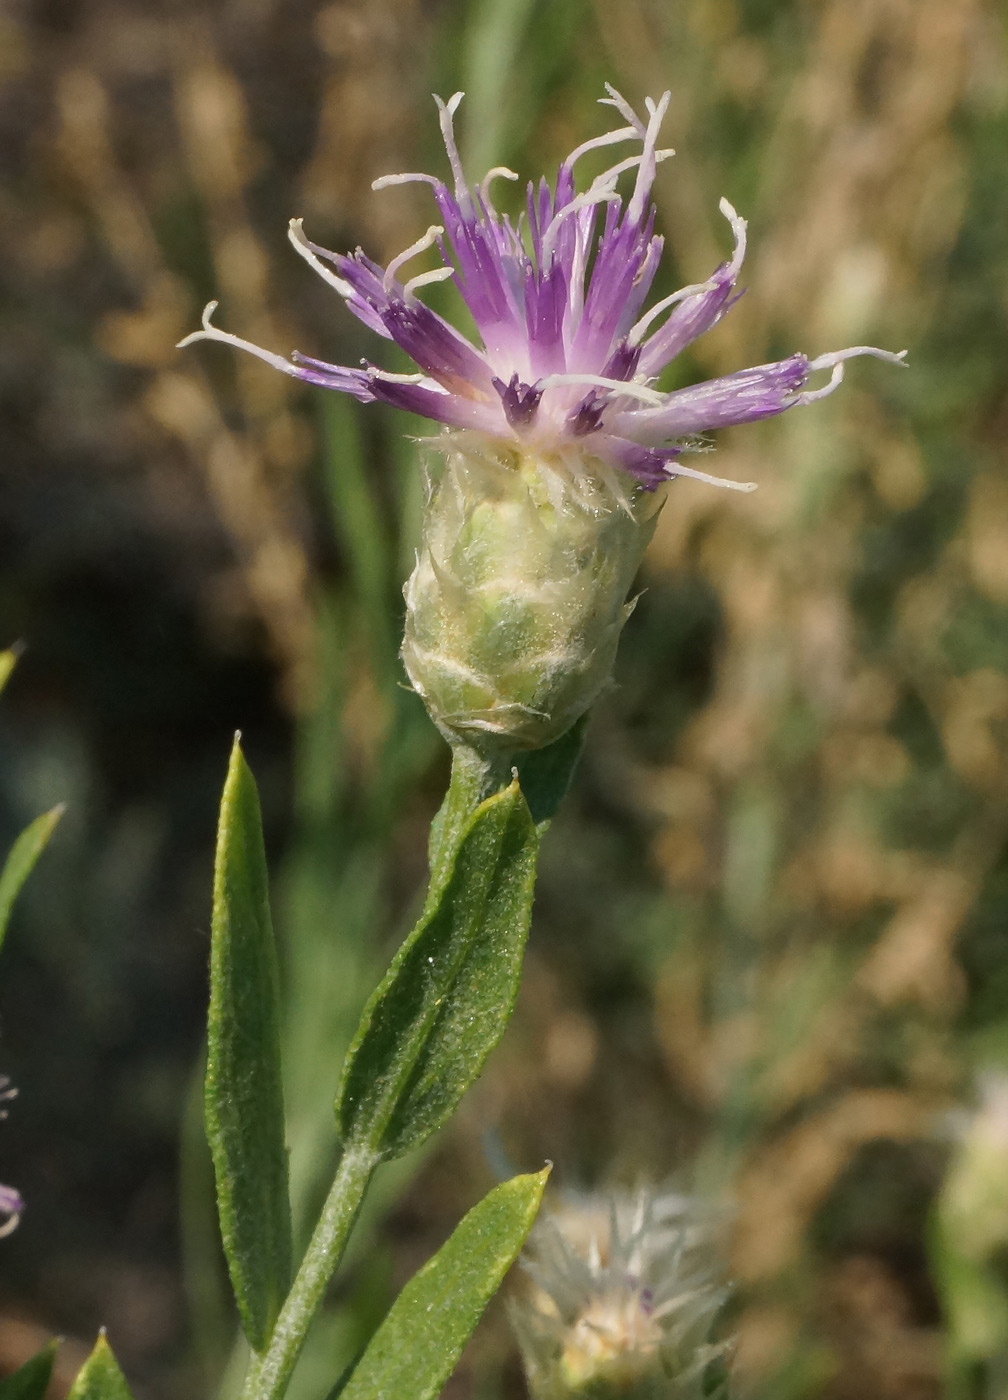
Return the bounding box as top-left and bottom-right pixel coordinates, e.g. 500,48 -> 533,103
401,437 -> 664,753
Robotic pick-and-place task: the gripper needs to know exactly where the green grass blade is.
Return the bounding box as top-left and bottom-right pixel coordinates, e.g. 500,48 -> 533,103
66,1335 -> 133,1400
340,1168 -> 549,1400
460,0 -> 538,174
336,778 -> 538,1160
0,806 -> 64,954
320,396 -> 396,692
205,737 -> 292,1351
0,1341 -> 59,1400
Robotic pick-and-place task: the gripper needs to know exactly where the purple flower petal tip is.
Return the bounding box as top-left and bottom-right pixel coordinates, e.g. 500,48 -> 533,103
180,91 -> 906,491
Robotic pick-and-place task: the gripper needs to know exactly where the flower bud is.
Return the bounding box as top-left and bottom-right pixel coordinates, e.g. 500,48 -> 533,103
509,1189 -> 731,1400
401,437 -> 661,752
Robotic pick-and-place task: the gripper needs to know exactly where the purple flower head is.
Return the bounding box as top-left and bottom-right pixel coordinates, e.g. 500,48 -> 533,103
179,86 -> 905,491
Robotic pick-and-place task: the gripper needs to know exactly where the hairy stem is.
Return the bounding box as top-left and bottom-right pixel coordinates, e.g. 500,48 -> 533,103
427,743 -> 514,890
241,746 -> 516,1400
241,1145 -> 377,1400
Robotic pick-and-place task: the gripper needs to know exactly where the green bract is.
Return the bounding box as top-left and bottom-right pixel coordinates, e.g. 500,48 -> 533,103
402,438 -> 661,752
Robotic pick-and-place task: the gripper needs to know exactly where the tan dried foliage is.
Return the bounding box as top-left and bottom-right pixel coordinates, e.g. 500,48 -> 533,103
21,0 -> 433,710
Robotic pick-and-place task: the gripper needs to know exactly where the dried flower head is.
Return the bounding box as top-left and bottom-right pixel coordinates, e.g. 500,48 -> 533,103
180,86 -> 904,494
510,1189 -> 731,1400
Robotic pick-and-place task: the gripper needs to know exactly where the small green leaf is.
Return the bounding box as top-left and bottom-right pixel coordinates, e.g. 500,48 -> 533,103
66,1335 -> 133,1400
0,1341 -> 58,1400
337,779 -> 538,1160
0,806 -> 63,954
205,737 -> 292,1351
515,713 -> 588,832
340,1168 -> 549,1400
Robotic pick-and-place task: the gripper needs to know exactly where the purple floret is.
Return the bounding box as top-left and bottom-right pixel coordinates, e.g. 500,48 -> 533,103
179,86 -> 905,490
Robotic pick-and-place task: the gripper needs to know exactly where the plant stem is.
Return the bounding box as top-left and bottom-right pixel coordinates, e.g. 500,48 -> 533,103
427,743 -> 514,890
241,1144 -> 377,1400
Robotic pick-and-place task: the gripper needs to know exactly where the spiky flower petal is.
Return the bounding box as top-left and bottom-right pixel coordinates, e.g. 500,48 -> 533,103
179,87 -> 905,492
180,88 -> 905,751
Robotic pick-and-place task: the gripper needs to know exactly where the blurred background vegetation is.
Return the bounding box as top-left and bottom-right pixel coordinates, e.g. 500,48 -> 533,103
2,0 -> 1007,1396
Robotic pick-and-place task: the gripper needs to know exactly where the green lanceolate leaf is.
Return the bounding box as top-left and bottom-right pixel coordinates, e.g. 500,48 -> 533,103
0,806 -> 63,954
336,778 -> 538,1160
340,1167 -> 550,1400
206,737 -> 292,1351
0,1341 -> 58,1400
66,1335 -> 133,1400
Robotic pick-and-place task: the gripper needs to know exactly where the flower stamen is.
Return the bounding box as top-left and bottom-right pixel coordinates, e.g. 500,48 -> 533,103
479,166 -> 520,209
434,91 -> 469,204
628,280 -> 719,345
287,219 -> 354,298
792,345 -> 908,406
177,302 -> 302,378
628,90 -> 671,224
565,124 -> 641,172
537,372 -> 665,406
384,225 -> 446,293
600,84 -> 647,134
371,171 -> 440,192
403,266 -> 456,300
539,190 -> 621,265
669,462 -> 757,492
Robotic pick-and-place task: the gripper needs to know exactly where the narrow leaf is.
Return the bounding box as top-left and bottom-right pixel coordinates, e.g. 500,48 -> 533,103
340,1168 -> 550,1400
0,1341 -> 58,1400
337,779 -> 538,1160
205,737 -> 292,1350
0,806 -> 63,953
66,1335 -> 133,1400
515,713 -> 588,832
